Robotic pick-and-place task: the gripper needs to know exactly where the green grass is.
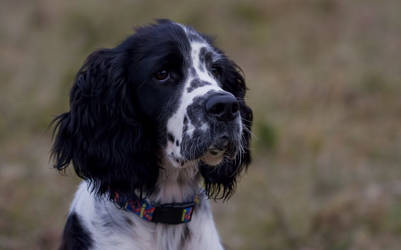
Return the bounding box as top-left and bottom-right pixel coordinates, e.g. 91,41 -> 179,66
1,0 -> 401,249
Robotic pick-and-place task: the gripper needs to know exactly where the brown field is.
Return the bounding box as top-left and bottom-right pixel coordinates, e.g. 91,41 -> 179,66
0,0 -> 400,249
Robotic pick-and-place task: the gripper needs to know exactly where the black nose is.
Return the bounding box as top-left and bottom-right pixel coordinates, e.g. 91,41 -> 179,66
205,93 -> 239,121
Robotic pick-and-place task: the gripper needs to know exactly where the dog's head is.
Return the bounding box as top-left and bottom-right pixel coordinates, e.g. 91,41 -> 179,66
52,20 -> 252,200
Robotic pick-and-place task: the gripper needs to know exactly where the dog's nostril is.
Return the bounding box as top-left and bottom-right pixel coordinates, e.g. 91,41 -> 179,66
205,93 -> 239,121
210,103 -> 225,115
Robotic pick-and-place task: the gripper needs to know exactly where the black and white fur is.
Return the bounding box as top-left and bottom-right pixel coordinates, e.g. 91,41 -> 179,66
52,20 -> 252,250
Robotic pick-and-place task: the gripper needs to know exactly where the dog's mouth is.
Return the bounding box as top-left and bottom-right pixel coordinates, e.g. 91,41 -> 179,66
168,120 -> 242,168
168,139 -> 237,168
200,136 -> 237,166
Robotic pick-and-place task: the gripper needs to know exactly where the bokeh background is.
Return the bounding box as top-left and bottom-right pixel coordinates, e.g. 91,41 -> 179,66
1,0 -> 400,249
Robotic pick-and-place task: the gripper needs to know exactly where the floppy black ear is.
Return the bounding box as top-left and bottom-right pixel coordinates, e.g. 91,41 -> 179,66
200,61 -> 253,200
51,48 -> 159,200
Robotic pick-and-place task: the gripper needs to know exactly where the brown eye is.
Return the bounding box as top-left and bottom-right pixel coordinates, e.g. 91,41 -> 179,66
154,69 -> 169,81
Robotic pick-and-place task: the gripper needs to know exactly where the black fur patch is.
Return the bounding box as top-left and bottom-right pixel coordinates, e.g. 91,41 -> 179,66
198,47 -> 214,73
59,213 -> 93,250
186,79 -> 210,93
199,47 -> 207,64
189,67 -> 196,77
168,133 -> 175,142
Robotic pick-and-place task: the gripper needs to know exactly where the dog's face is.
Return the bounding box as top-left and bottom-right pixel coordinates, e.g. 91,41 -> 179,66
52,20 -> 252,200
127,23 -> 246,168
165,31 -> 244,168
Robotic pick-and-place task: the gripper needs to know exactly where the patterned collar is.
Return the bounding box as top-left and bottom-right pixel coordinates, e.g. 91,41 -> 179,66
114,191 -> 204,224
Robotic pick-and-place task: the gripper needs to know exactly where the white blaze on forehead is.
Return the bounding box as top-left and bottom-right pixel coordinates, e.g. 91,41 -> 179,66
165,26 -> 224,166
190,42 -> 217,83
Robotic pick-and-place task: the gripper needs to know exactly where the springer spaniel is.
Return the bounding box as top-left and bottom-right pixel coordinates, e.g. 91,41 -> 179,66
52,20 -> 253,250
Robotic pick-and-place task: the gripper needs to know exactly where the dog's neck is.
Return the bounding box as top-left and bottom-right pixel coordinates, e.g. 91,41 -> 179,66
149,156 -> 201,204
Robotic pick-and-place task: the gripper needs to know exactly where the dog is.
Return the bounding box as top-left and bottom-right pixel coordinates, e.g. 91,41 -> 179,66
52,19 -> 252,250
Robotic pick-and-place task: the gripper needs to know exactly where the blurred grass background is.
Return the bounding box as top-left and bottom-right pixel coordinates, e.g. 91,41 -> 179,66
0,0 -> 400,249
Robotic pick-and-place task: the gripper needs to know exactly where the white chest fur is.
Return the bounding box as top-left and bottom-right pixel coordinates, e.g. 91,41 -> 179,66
70,179 -> 224,250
